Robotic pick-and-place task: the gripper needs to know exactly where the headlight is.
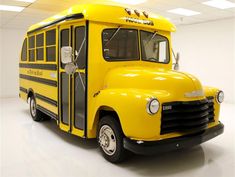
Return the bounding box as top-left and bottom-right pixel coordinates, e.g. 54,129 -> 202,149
147,98 -> 160,115
216,91 -> 224,103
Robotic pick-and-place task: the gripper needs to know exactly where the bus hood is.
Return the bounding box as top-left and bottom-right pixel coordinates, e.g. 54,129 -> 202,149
104,66 -> 204,100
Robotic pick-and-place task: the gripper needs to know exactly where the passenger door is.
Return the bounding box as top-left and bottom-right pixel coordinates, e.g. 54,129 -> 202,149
59,22 -> 86,137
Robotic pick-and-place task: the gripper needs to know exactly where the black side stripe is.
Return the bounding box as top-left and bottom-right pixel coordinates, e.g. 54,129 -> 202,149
37,105 -> 58,120
19,63 -> 57,70
20,87 -> 27,93
20,74 -> 57,87
27,13 -> 84,35
36,93 -> 57,107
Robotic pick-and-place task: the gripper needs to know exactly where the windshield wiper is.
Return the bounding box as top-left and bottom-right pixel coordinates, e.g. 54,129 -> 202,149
144,31 -> 158,47
104,26 -> 121,47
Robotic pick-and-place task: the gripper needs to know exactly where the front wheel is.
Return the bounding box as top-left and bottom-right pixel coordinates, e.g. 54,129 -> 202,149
97,116 -> 128,163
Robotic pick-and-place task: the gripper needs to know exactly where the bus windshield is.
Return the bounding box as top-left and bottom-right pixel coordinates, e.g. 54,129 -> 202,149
102,29 -> 139,61
140,31 -> 170,64
102,28 -> 170,64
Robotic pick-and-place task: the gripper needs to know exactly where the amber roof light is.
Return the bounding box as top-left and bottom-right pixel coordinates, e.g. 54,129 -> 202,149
125,8 -> 132,15
143,11 -> 149,18
134,9 -> 140,17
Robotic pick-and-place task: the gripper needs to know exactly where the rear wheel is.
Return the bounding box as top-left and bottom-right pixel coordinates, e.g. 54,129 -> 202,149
29,96 -> 44,122
97,115 -> 128,163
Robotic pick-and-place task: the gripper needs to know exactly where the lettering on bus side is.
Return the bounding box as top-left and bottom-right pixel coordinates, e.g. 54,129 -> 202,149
27,69 -> 43,76
125,17 -> 154,26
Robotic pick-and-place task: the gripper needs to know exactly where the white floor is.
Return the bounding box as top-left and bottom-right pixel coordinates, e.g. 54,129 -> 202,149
0,98 -> 234,177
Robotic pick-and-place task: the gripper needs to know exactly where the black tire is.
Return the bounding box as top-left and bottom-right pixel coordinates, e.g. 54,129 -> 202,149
29,96 -> 44,122
97,115 -> 128,163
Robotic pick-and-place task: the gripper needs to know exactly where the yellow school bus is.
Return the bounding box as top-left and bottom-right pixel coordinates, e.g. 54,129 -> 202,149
19,3 -> 224,163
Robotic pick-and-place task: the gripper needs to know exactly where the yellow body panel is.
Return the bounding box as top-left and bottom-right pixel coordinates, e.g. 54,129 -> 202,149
28,4 -> 176,33
36,99 -> 57,115
19,78 -> 57,102
19,91 -> 27,101
19,3 -> 222,142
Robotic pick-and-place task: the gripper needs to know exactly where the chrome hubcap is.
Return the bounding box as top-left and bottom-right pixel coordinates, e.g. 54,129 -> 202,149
99,125 -> 116,156
30,99 -> 36,117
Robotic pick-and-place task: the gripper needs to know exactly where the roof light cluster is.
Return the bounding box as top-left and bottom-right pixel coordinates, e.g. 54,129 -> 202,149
125,8 -> 149,18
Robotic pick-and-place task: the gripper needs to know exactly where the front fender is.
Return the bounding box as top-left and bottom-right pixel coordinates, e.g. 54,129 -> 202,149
203,86 -> 220,97
90,88 -> 171,140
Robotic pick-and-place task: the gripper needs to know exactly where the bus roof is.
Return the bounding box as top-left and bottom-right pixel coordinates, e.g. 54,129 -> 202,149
28,3 -> 176,34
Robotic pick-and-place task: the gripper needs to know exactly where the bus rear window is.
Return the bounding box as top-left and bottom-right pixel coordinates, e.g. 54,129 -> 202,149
102,29 -> 139,61
21,38 -> 27,61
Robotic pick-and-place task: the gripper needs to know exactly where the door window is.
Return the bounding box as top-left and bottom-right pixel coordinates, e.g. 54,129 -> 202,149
75,27 -> 86,69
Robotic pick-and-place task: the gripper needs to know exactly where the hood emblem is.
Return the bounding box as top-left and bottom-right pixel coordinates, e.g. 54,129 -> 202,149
185,90 -> 204,98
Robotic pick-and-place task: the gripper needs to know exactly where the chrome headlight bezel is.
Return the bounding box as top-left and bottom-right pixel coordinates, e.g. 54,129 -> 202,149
216,90 -> 224,104
146,98 -> 160,115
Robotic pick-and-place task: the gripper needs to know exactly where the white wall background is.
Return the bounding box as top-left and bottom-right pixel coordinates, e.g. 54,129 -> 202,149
172,18 -> 235,103
0,18 -> 234,103
0,28 -> 26,98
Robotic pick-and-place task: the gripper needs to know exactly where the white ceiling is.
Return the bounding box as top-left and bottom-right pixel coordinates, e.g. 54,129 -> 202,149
0,0 -> 235,29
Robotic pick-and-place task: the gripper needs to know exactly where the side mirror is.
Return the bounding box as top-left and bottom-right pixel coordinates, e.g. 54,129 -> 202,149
174,52 -> 180,71
61,46 -> 72,64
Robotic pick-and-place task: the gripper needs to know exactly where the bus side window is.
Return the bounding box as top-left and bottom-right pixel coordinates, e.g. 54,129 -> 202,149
28,36 -> 35,62
46,29 -> 56,62
21,38 -> 27,61
75,26 -> 86,69
36,33 -> 44,61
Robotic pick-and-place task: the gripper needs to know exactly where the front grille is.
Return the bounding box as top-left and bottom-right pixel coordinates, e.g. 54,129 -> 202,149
207,97 -> 215,123
161,97 -> 215,135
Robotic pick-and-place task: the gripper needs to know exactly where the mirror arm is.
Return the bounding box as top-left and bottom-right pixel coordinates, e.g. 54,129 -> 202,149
73,37 -> 86,91
172,48 -> 180,71
171,48 -> 176,60
77,71 -> 85,91
105,26 -> 121,47
73,37 -> 86,63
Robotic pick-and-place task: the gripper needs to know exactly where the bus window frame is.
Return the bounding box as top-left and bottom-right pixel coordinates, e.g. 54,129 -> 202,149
45,28 -> 57,63
36,32 -> 45,61
28,35 -> 36,62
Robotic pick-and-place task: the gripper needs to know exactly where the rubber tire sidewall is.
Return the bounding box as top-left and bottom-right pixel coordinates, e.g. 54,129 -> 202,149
97,115 -> 127,163
30,96 -> 43,122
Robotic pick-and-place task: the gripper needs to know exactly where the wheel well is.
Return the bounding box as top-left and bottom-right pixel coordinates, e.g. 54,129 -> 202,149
27,89 -> 34,102
99,109 -> 119,122
95,107 -> 124,136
